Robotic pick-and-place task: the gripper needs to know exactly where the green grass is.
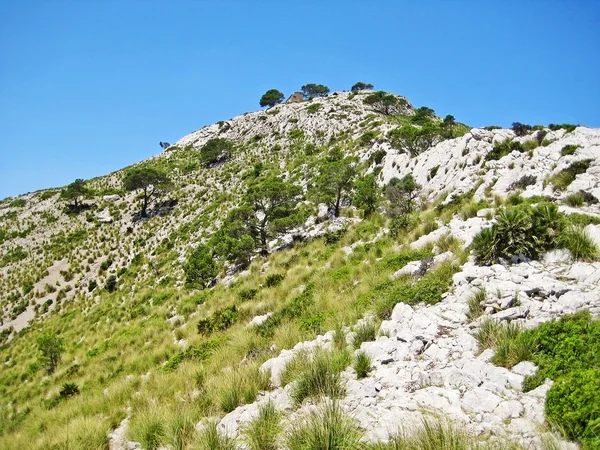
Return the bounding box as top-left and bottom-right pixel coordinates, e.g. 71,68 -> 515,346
286,403 -> 362,450
243,401 -> 282,450
466,288 -> 486,321
353,351 -> 372,379
557,227 -> 600,261
548,159 -> 593,191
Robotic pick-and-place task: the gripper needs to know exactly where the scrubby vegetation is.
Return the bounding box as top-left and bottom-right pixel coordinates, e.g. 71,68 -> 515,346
479,311 -> 600,449
471,203 -> 599,265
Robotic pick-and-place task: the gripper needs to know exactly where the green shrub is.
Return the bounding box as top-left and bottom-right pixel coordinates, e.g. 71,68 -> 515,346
59,382 -> 80,399
549,123 -> 577,133
286,403 -> 362,450
546,369 -> 600,449
369,149 -> 387,165
508,175 -> 536,191
238,288 -> 258,301
306,103 -> 322,114
485,139 -> 524,161
200,138 -> 233,166
383,248 -> 432,271
265,273 -> 285,288
185,244 -> 218,288
548,159 -> 593,191
471,203 -> 565,265
197,306 -> 239,335
353,351 -> 372,379
8,198 -> 26,208
560,144 -> 581,156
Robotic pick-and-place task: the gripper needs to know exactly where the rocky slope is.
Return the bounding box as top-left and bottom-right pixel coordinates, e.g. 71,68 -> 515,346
1,89 -> 599,449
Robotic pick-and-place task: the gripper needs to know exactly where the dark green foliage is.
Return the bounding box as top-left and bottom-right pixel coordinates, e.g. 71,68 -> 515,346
123,166 -> 172,217
512,122 -> 532,136
313,156 -> 356,217
197,306 -> 239,335
471,203 -> 566,265
485,139 -> 525,161
105,275 -> 117,292
301,83 -> 330,99
238,288 -> 258,301
100,258 -> 113,271
163,337 -> 223,371
386,174 -> 421,216
265,273 -> 285,288
210,209 -> 256,266
59,382 -> 80,399
549,123 -> 578,133
200,138 -> 233,166
353,174 -> 380,217
184,244 -> 218,288
37,333 -> 65,375
306,103 -> 322,114
243,176 -> 303,252
411,106 -> 436,125
363,91 -> 402,115
548,159 -> 593,191
8,198 -> 27,208
259,89 -> 284,108
508,175 -> 536,191
483,312 -> 600,448
389,214 -> 414,237
546,369 -> 600,449
369,149 -> 386,165
388,123 -> 439,156
60,179 -> 91,209
87,280 -> 97,292
351,82 -> 374,91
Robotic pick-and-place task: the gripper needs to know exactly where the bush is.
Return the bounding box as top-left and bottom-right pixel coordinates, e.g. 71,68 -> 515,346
105,275 -> 117,292
238,288 -> 258,301
512,122 -> 532,136
485,138 -> 525,161
369,149 -> 386,165
548,159 -> 593,191
197,306 -> 239,335
546,369 -> 600,448
184,245 -> 217,288
471,203 -> 566,265
353,351 -> 372,379
306,103 -> 322,114
549,123 -> 577,133
561,144 -> 581,156
508,175 -> 536,191
200,138 -> 233,166
265,273 -> 285,288
59,382 -> 80,399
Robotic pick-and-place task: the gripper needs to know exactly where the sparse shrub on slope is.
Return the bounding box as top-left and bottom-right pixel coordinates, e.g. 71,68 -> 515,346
200,138 -> 234,166
485,138 -> 525,161
184,244 -> 218,288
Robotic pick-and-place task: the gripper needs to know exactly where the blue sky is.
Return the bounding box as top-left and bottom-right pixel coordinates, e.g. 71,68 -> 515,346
1,1 -> 599,199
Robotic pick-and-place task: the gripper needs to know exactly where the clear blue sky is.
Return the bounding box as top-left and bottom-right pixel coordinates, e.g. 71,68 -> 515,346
1,1 -> 599,199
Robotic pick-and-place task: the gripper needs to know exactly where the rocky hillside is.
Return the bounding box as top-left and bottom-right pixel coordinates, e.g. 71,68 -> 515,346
0,89 -> 599,449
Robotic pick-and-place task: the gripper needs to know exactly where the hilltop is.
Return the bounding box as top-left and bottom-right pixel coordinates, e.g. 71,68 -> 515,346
0,88 -> 599,449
